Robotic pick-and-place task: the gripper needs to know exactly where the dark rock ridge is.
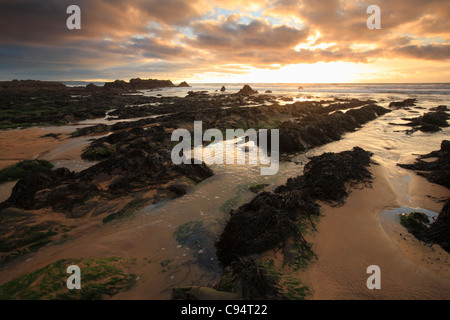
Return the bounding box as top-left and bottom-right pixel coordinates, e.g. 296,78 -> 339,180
0,78 -> 182,94
80,126 -> 171,161
273,104 -> 391,152
0,138 -> 213,217
398,140 -> 450,189
215,147 -> 375,298
397,140 -> 450,251
428,200 -> 450,251
104,78 -> 181,91
389,98 -> 417,109
400,200 -> 450,252
391,108 -> 449,134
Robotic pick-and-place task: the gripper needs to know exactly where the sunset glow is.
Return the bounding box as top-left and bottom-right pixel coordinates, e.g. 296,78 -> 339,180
0,0 -> 448,83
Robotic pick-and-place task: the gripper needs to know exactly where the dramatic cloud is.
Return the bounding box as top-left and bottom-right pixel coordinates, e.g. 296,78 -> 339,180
0,0 -> 448,82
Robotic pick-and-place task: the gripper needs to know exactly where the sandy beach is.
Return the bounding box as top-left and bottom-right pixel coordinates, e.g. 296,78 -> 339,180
299,164 -> 450,299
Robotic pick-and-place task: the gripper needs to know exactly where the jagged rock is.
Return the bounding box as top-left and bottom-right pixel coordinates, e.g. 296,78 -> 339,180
399,200 -> 450,252
1,145 -> 214,216
237,85 -> 258,96
178,81 -> 191,87
398,140 -> 450,189
389,98 -> 417,108
428,200 -> 450,251
274,104 -> 390,152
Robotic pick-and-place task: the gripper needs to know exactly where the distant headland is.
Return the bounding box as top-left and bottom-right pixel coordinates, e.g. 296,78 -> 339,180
0,78 -> 191,94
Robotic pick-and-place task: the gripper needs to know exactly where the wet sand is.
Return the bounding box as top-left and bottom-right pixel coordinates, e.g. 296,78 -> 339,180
299,164 -> 450,299
0,126 -> 95,201
0,127 -> 69,169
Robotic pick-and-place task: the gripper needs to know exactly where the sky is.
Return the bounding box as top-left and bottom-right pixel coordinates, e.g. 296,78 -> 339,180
0,0 -> 449,83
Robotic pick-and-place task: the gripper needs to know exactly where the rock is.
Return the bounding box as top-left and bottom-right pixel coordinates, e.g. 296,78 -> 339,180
1,144 -> 214,216
220,86 -> 226,92
390,108 -> 449,134
428,199 -> 450,252
432,105 -> 448,112
85,83 -> 98,92
237,85 -> 258,96
389,98 -> 417,108
398,140 -> 450,189
274,104 -> 390,152
265,90 -> 272,93
186,91 -> 208,98
178,81 -> 191,87
168,182 -> 189,196
441,140 -> 450,152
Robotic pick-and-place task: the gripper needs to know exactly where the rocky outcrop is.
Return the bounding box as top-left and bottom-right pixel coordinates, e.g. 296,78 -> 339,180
1,141 -> 214,216
428,200 -> 450,251
391,108 -> 449,134
220,86 -> 226,92
104,78 -> 176,92
237,85 -> 258,96
177,81 -> 191,87
389,98 -> 417,109
397,140 -> 450,250
400,200 -> 450,252
274,104 -> 391,152
398,140 -> 450,189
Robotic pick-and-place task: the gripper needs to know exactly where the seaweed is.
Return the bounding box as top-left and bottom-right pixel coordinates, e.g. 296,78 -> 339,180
0,160 -> 54,183
398,140 -> 450,189
0,257 -> 137,300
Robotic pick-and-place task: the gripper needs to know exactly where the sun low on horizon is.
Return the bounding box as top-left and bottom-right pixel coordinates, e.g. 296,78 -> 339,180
0,0 -> 449,83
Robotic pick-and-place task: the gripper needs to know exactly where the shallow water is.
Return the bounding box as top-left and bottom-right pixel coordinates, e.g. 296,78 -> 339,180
380,206 -> 439,225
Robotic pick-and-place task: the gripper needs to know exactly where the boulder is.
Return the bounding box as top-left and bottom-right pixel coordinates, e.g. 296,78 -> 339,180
178,81 -> 191,87
237,85 -> 258,96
